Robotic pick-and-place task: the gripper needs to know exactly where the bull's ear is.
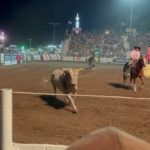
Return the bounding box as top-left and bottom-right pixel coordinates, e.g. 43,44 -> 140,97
62,68 -> 68,70
64,70 -> 70,74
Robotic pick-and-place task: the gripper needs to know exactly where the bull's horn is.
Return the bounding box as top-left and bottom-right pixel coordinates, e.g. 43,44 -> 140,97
78,68 -> 84,72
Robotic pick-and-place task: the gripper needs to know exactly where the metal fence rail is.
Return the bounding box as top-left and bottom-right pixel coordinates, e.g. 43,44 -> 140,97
1,89 -> 150,150
13,91 -> 150,101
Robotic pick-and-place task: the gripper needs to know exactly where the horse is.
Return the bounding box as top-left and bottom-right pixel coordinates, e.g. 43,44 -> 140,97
87,56 -> 96,70
123,56 -> 146,92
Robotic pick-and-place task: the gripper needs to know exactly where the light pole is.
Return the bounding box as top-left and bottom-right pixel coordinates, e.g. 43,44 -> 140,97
130,1 -> 133,29
49,22 -> 60,44
29,38 -> 32,49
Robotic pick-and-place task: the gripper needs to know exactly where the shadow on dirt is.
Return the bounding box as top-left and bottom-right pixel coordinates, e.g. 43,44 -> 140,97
108,83 -> 130,89
40,95 -> 66,109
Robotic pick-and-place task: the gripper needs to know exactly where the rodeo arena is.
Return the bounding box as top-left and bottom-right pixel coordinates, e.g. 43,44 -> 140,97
0,13 -> 150,150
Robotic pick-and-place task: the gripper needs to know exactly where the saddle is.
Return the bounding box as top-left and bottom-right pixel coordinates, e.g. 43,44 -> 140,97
128,60 -> 138,68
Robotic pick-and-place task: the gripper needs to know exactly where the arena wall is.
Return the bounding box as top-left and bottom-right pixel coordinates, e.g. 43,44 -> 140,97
13,143 -> 68,150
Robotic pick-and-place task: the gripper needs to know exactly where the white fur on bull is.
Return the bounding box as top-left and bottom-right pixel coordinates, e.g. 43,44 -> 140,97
51,68 -> 83,113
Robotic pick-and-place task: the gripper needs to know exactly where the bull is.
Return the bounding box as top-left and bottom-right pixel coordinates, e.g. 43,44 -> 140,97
51,68 -> 83,113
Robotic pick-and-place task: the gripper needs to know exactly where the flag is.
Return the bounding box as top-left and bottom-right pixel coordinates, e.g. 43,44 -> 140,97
68,21 -> 72,24
121,22 -> 126,26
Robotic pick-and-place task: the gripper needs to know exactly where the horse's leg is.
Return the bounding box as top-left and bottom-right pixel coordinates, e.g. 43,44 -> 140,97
139,76 -> 144,89
130,77 -> 133,89
123,72 -> 127,87
88,61 -> 90,70
123,74 -> 127,87
93,63 -> 96,70
123,76 -> 125,87
92,63 -> 95,71
133,78 -> 137,92
89,61 -> 91,70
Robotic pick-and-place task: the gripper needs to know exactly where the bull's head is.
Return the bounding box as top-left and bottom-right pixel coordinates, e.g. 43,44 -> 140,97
63,68 -> 83,92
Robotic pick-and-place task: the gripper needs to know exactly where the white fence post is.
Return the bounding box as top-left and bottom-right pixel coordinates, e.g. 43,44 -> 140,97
0,89 -> 13,150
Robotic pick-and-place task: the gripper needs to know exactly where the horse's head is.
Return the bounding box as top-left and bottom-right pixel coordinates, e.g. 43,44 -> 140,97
139,55 -> 146,66
136,55 -> 146,72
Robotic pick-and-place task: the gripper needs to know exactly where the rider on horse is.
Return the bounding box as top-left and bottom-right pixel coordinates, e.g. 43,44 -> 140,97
128,46 -> 141,67
88,50 -> 96,70
123,46 -> 146,90
90,50 -> 95,58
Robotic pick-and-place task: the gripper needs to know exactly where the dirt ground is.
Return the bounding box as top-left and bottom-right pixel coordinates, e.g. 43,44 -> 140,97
0,62 -> 150,145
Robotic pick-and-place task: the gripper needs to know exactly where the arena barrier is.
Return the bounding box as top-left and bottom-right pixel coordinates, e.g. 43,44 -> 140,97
0,89 -> 68,150
41,54 -> 61,61
13,91 -> 150,100
144,64 -> 150,78
100,58 -> 113,64
1,89 -> 150,150
62,57 -> 113,63
1,53 -> 115,64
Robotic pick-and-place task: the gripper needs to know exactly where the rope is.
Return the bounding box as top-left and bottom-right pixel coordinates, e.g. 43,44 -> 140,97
13,91 -> 150,101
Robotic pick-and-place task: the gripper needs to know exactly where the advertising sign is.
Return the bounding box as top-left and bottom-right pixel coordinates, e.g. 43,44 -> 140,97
4,53 -> 17,65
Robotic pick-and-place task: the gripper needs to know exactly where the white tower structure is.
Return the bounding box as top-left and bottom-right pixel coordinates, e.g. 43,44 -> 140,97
73,13 -> 81,34
75,13 -> 80,29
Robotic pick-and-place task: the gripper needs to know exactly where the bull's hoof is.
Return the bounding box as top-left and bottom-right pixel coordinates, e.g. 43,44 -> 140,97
73,109 -> 79,114
66,101 -> 71,106
140,85 -> 144,89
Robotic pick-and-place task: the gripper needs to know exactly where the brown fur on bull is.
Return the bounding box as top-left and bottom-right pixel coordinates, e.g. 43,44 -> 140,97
51,68 -> 83,113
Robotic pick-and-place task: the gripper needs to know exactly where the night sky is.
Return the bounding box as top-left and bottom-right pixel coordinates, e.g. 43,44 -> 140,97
0,0 -> 150,47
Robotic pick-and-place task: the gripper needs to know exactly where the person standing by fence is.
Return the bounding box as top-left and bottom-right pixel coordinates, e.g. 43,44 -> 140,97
16,52 -> 22,64
146,47 -> 150,64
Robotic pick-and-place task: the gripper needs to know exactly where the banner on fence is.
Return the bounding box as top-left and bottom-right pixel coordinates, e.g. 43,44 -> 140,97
33,55 -> 41,61
100,58 -> 113,63
62,57 -> 74,61
4,53 -> 17,65
0,53 -> 4,63
73,57 -> 86,62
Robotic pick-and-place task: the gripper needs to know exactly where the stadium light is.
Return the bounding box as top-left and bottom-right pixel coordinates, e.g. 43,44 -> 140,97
0,32 -> 5,45
49,22 -> 60,44
29,39 -> 32,49
130,1 -> 133,29
121,0 -> 140,29
124,0 -> 140,29
105,30 -> 110,35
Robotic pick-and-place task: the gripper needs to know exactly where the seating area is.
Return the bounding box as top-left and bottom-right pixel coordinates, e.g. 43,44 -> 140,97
67,30 -> 150,58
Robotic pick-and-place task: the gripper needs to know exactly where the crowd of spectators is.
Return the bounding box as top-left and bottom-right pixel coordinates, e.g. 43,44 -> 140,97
131,33 -> 150,52
67,30 -> 150,58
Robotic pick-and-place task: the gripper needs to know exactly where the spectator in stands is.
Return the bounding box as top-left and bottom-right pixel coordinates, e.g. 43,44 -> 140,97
67,30 -> 150,58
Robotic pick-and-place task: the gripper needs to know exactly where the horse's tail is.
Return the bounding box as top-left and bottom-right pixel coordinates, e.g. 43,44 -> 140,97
123,62 -> 130,81
123,62 -> 129,73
